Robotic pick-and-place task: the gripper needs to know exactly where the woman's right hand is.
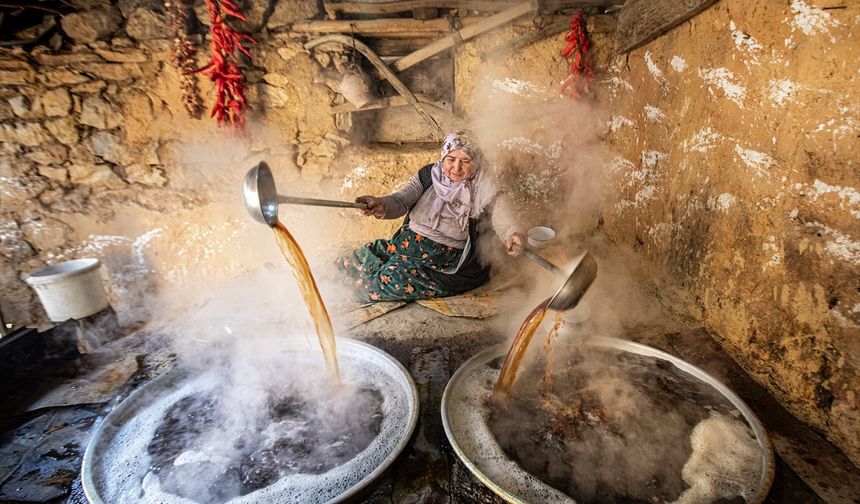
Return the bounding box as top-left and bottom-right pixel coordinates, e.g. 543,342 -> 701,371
356,196 -> 385,218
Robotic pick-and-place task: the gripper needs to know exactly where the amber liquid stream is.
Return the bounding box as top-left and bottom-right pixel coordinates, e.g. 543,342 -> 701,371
492,298 -> 549,402
492,298 -> 566,403
273,221 -> 340,380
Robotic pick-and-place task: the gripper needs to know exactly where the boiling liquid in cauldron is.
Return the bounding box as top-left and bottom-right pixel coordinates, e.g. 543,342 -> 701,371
273,221 -> 339,378
487,347 -> 762,504
146,385 -> 383,504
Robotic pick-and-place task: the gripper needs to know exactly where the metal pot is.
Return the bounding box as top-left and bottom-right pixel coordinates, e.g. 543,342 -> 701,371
82,338 -> 418,503
441,336 -> 775,503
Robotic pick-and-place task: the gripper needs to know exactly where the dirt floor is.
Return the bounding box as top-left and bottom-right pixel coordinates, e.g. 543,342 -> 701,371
1,298 -> 857,503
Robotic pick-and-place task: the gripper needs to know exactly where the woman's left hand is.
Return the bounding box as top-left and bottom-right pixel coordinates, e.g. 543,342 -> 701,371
505,232 -> 526,257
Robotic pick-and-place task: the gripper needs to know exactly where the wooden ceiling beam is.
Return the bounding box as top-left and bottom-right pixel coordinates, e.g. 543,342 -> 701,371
323,0 -> 627,18
290,17 -> 473,36
391,1 -> 534,72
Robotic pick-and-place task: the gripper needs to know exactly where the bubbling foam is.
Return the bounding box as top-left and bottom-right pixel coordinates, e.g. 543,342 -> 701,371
86,340 -> 415,504
673,412 -> 764,504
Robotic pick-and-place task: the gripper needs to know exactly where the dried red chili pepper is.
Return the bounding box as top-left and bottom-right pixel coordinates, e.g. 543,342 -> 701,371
199,0 -> 256,129
165,0 -> 202,119
560,11 -> 594,100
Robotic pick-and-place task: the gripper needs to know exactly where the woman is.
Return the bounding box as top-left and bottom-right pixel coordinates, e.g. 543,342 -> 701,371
338,132 -> 525,302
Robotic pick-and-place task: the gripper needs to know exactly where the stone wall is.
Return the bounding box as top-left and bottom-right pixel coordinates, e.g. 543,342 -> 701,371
0,0 -> 857,469
0,0 -> 405,328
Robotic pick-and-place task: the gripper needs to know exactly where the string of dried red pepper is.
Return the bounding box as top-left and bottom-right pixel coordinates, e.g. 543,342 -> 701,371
559,11 -> 594,100
199,0 -> 256,128
164,0 -> 202,119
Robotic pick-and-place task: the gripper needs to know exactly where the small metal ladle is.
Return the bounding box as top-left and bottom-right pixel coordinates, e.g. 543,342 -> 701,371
520,247 -> 597,312
243,161 -> 367,227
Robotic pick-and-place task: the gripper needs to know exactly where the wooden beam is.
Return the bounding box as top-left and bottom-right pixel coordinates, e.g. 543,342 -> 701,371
290,18 -> 461,36
541,0 -> 627,9
323,0 -> 625,17
365,37 -> 437,57
391,1 -> 534,73
324,1 -> 520,17
507,13 -> 616,32
616,0 -> 719,54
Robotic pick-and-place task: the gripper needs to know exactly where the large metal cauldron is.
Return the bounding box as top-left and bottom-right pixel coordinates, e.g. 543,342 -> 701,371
82,338 -> 418,503
442,336 -> 775,504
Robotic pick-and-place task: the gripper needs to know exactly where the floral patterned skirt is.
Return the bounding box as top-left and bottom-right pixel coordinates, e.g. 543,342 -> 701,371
337,227 -> 463,302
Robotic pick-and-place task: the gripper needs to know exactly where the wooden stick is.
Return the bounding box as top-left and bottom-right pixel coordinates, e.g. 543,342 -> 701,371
331,97 -> 466,133
330,94 -> 453,113
391,1 -> 534,73
305,34 -> 445,134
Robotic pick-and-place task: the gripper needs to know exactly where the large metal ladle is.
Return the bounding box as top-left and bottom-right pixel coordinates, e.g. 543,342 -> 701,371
243,161 -> 366,227
520,248 -> 597,312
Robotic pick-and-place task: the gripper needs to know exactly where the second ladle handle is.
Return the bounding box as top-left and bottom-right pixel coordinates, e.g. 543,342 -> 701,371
521,248 -> 565,276
278,195 -> 367,209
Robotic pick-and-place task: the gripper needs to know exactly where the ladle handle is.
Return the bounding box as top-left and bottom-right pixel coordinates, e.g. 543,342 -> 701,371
277,195 -> 367,209
521,248 -> 565,276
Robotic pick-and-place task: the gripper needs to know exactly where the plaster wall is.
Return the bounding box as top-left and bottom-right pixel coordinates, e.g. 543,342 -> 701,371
598,0 -> 859,466
446,0 -> 859,468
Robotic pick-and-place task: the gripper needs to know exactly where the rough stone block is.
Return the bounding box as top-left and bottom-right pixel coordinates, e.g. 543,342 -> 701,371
40,70 -> 90,87
8,95 -> 31,117
37,165 -> 69,183
42,88 -> 72,117
126,8 -> 169,41
70,80 -> 107,94
267,0 -> 319,29
45,118 -> 79,145
34,52 -> 103,66
93,48 -> 148,63
76,63 -> 143,81
68,162 -> 125,188
0,70 -> 32,85
88,131 -> 135,165
0,122 -> 49,147
60,7 -> 122,44
79,95 -> 122,129
25,144 -> 69,165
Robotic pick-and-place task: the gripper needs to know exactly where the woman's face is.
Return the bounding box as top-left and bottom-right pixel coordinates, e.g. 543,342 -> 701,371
442,149 -> 474,182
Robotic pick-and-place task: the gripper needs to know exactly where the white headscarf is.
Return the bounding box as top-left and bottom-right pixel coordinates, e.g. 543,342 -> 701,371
428,132 -> 496,231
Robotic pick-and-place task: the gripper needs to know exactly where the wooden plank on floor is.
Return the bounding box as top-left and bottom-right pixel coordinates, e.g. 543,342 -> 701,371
615,0 -> 719,53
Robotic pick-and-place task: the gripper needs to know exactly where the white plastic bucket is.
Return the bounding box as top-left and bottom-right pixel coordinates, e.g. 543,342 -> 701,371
26,258 -> 109,322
